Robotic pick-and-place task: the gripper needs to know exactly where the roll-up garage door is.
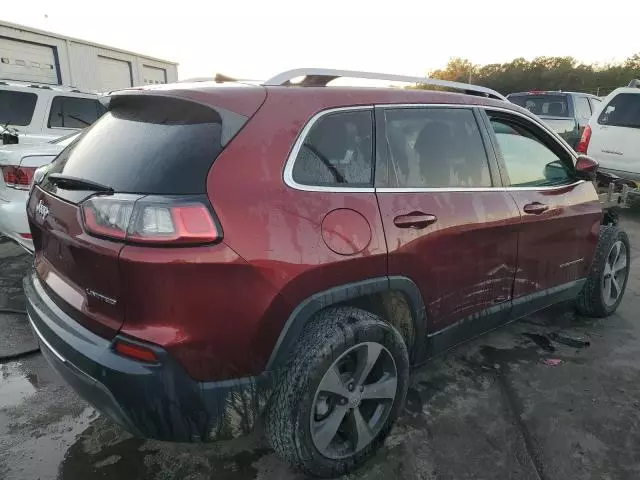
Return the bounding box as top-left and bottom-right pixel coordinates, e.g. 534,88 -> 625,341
143,65 -> 167,85
0,38 -> 59,84
97,56 -> 132,92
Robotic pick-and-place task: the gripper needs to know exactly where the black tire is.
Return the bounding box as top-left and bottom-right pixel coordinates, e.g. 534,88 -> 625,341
265,307 -> 409,478
576,225 -> 630,317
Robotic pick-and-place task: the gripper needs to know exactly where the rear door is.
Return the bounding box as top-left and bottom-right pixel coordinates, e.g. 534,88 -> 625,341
375,105 -> 520,336
482,108 -> 602,316
588,92 -> 640,177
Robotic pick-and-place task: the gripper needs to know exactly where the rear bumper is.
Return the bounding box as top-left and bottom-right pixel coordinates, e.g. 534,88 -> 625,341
24,270 -> 272,442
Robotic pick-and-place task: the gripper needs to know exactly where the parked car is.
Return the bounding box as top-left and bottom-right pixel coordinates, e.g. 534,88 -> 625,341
0,81 -> 105,145
507,91 -> 602,149
0,131 -> 80,251
23,70 -> 629,478
577,80 -> 640,182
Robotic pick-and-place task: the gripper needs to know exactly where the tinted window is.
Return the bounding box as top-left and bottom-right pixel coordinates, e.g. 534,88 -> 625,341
574,96 -> 592,120
45,95 -> 247,195
598,93 -> 640,128
48,96 -> 104,128
589,97 -> 602,113
292,110 -> 373,187
490,117 -> 572,187
509,94 -> 569,117
384,108 -> 491,188
0,90 -> 38,126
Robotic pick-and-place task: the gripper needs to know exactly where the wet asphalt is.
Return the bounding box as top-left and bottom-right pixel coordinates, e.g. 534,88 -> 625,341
2,213 -> 640,480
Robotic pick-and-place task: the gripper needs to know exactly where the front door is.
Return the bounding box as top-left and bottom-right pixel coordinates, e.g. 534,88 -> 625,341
482,109 -> 603,316
374,105 -> 520,342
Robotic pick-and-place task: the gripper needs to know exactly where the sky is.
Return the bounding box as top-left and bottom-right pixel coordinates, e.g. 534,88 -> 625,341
2,0 -> 638,81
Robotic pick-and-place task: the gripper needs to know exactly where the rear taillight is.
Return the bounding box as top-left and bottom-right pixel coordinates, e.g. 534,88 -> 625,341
81,195 -> 221,245
576,125 -> 592,154
1,165 -> 37,190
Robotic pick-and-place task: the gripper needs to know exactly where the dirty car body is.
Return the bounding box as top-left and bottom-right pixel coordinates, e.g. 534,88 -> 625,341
23,75 -> 610,457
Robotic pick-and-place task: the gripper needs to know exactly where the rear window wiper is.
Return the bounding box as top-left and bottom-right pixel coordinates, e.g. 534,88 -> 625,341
47,173 -> 114,193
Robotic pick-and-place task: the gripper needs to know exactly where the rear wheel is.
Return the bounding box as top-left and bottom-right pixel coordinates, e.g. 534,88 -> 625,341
266,307 -> 409,478
577,225 -> 630,317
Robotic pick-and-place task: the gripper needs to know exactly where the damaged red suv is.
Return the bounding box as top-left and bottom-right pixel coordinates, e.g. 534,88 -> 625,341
24,69 -> 629,477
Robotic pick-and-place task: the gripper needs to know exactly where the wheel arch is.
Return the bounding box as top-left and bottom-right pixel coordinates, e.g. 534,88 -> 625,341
265,276 -> 427,371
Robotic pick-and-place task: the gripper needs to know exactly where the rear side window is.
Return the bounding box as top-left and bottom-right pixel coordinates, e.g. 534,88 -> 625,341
0,90 -> 38,126
509,94 -> 569,117
574,96 -> 592,121
48,96 -> 105,128
598,93 -> 640,128
383,108 -> 491,188
45,95 -> 247,195
292,110 -> 373,187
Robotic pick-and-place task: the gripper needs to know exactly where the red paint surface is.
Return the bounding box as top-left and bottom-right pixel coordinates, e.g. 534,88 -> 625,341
377,191 -> 521,330
25,82 -> 604,382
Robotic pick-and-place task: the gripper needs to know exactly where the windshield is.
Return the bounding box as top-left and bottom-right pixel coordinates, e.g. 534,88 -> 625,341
598,93 -> 640,129
509,94 -> 570,117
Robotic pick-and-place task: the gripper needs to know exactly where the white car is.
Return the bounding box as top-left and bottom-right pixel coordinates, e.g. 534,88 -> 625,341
0,81 -> 105,145
578,81 -> 640,182
0,131 -> 80,251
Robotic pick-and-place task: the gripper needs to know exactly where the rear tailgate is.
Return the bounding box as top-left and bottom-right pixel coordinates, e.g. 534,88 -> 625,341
26,85 -> 266,340
27,186 -> 126,338
537,116 -> 579,146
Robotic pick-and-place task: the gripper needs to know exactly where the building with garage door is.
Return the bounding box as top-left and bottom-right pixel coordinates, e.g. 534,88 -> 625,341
0,20 -> 178,92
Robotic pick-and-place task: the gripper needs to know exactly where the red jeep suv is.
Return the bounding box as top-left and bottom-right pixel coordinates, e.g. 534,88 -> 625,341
24,69 -> 629,477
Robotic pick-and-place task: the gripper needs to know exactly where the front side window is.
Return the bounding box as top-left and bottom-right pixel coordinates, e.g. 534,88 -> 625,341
598,93 -> 640,129
383,107 -> 491,188
0,90 -> 38,126
292,110 -> 373,187
489,115 -> 572,187
48,96 -> 104,128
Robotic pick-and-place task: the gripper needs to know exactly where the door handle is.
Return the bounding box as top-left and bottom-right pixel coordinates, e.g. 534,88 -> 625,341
393,212 -> 437,229
523,202 -> 549,215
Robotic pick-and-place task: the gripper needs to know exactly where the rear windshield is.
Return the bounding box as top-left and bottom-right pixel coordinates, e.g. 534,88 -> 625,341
598,93 -> 640,129
44,95 -> 247,195
0,90 -> 38,126
508,94 -> 569,117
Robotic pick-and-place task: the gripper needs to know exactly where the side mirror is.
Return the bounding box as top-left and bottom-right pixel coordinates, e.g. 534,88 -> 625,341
575,155 -> 598,180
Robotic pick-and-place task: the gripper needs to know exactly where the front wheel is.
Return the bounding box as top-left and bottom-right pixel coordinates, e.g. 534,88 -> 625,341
265,307 -> 409,478
577,225 -> 630,317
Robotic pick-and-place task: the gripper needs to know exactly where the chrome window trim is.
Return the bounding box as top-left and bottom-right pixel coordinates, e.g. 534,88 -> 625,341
284,103 -> 579,193
283,105 -> 375,193
376,180 -> 585,193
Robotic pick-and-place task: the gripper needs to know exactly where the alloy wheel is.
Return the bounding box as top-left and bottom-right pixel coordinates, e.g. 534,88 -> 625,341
602,240 -> 628,307
310,342 -> 398,459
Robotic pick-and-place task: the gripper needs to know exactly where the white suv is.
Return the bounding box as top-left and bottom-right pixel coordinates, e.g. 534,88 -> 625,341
0,81 -> 105,145
578,80 -> 640,182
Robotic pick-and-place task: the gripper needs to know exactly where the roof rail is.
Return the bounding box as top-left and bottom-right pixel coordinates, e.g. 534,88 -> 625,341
178,74 -> 261,84
628,79 -> 640,88
264,68 -> 507,101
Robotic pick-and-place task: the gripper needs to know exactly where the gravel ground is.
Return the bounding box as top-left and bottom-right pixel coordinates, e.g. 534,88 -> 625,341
1,212 -> 640,480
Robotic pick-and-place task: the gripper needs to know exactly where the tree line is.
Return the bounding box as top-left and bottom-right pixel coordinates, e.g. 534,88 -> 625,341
423,55 -> 640,97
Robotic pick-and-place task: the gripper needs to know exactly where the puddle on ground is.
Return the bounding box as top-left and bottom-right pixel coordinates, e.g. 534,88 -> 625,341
0,362 -> 37,408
